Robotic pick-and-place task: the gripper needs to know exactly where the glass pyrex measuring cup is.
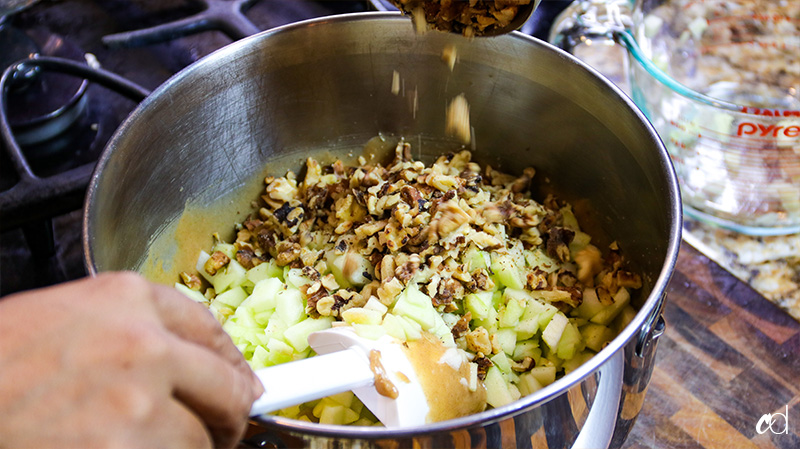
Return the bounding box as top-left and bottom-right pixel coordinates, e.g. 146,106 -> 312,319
550,0 -> 800,236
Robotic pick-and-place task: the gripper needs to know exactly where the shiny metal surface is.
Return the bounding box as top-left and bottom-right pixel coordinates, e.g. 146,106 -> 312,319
84,13 -> 681,448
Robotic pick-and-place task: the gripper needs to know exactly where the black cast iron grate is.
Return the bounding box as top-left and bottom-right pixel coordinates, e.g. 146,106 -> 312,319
0,0 -> 270,233
0,57 -> 150,232
102,0 -> 260,48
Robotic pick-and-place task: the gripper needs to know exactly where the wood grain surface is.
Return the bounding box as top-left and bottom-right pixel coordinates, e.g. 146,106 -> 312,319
625,242 -> 800,449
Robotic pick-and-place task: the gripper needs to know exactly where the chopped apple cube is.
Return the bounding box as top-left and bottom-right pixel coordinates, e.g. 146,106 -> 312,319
542,312 -> 569,351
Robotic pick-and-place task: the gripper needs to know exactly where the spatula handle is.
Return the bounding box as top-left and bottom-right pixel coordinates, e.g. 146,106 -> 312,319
250,347 -> 375,416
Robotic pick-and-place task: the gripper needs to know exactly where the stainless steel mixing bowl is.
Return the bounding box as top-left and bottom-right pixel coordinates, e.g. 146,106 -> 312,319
84,12 -> 681,449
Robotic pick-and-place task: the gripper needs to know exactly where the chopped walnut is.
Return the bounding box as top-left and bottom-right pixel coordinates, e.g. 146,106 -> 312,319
204,251 -> 230,276
451,312 -> 472,340
511,357 -> 534,372
575,245 -> 603,285
465,327 -> 492,355
617,270 -> 643,289
235,249 -> 259,269
389,0 -> 532,37
377,277 -> 404,306
180,272 -> 202,290
546,227 -> 575,263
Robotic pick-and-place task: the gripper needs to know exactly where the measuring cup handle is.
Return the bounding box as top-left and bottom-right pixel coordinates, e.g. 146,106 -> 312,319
548,0 -> 632,53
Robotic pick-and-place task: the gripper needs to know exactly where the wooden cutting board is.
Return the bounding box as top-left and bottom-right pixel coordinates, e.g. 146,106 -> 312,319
625,242 -> 800,449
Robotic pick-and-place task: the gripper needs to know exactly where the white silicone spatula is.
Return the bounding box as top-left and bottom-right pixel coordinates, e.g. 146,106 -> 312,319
249,327 -> 430,427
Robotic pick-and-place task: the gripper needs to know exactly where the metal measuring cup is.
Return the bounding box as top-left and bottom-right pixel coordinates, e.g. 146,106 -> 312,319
550,0 -> 800,236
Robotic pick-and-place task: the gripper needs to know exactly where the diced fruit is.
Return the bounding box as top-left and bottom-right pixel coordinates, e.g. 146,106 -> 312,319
328,252 -> 374,288
562,351 -> 594,374
465,291 -> 493,321
245,259 -> 283,285
174,283 -> 207,303
468,362 -> 479,392
491,253 -> 524,290
211,259 -> 247,294
484,366 -> 514,408
522,299 -> 559,331
528,365 -> 557,386
428,313 -> 457,347
239,277 -> 282,314
464,245 -> 489,270
212,242 -> 237,259
524,248 -> 559,273
341,307 -> 384,325
569,231 -> 591,256
580,323 -> 615,352
275,287 -> 305,326
380,313 -> 407,340
513,340 -> 541,363
498,293 -> 526,328
318,404 -> 360,425
471,304 -> 498,334
284,268 -> 313,290
517,371 -> 544,396
590,288 -> 631,325
529,289 -> 573,304
560,205 -> 580,230
327,391 -> 355,408
213,286 -> 248,309
363,296 -> 389,315
283,317 -> 334,352
353,324 -> 388,340
556,321 -> 584,360
391,284 -> 437,330
515,317 -> 539,340
495,328 -> 517,356
542,312 -> 569,351
508,383 -> 521,401
574,288 -> 604,320
397,315 -> 423,341
491,352 -> 512,374
612,305 -> 638,334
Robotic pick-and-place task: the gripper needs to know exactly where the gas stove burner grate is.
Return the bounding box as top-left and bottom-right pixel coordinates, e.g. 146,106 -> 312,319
0,57 -> 150,232
102,0 -> 261,48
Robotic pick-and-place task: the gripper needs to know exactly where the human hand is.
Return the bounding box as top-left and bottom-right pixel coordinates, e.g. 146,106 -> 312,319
0,272 -> 263,448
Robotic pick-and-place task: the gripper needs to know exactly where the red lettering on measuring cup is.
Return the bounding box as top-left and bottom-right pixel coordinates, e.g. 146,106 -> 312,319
737,123 -> 758,136
740,107 -> 800,117
737,122 -> 800,138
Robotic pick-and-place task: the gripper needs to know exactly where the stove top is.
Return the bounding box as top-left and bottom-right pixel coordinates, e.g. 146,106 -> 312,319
0,0 -> 569,296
